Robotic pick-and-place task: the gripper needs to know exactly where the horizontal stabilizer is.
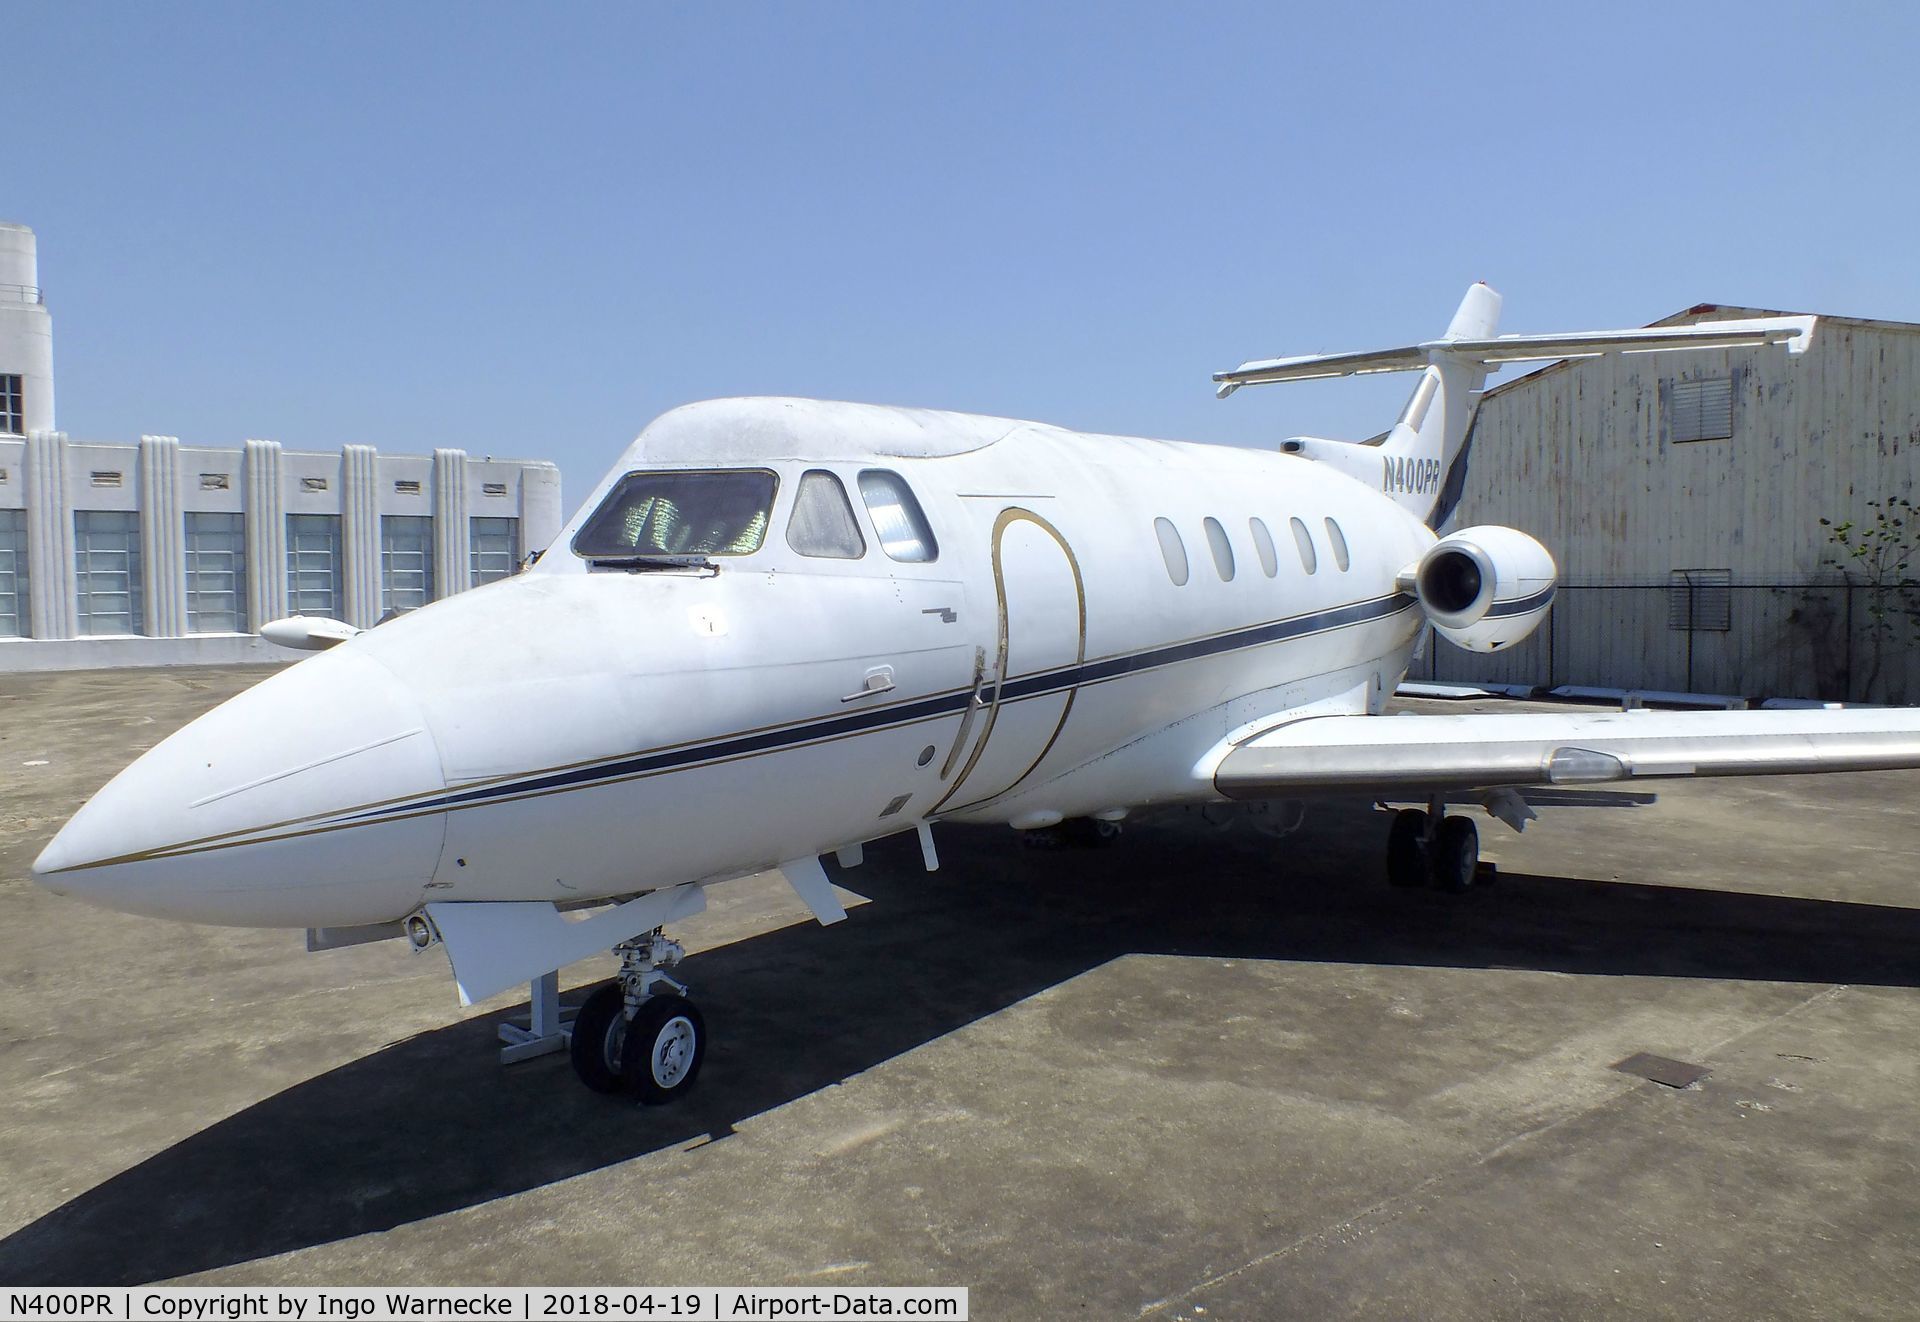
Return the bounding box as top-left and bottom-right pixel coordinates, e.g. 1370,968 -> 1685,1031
1214,707 -> 1920,799
1215,316 -> 1816,396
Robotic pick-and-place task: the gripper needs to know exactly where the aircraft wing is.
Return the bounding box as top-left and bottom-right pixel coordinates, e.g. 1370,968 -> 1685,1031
1212,707 -> 1920,799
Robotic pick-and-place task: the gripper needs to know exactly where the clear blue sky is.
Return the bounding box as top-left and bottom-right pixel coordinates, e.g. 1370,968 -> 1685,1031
11,3 -> 1918,505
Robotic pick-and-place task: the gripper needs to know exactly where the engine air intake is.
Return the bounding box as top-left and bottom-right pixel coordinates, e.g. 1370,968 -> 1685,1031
1410,525 -> 1557,653
1418,550 -> 1485,617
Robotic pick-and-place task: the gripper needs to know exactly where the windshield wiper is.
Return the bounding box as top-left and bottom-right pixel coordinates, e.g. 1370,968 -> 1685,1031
586,553 -> 718,574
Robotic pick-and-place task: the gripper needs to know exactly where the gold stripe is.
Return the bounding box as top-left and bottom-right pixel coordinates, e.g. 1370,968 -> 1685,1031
53,705 -> 972,872
195,589 -> 1399,854
928,507 -> 1087,816
52,591 -> 1412,873
45,675 -> 982,871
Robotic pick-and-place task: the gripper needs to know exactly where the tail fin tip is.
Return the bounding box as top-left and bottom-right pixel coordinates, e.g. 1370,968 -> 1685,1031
1445,283 -> 1504,342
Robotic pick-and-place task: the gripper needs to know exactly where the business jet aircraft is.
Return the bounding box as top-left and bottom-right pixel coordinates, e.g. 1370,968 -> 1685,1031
33,285 -> 1920,1103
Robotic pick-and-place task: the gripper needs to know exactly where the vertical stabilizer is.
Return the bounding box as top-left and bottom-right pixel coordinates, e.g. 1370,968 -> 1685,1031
1377,284 -> 1501,528
1214,285 -> 1815,530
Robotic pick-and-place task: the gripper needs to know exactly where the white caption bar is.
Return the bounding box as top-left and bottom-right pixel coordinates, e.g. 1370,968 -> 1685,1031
1,1287 -> 968,1321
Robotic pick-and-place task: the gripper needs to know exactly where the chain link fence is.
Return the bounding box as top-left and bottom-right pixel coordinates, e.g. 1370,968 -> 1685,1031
1418,582 -> 1920,705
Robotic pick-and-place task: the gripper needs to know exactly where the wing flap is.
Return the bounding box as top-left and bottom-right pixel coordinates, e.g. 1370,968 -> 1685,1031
1214,708 -> 1920,799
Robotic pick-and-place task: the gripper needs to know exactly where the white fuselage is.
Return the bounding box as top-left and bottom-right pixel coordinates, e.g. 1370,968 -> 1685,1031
34,398 -> 1436,928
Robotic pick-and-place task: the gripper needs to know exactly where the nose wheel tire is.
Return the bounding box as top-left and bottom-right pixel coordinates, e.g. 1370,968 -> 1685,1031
568,984 -> 631,1095
622,995 -> 707,1105
1386,809 -> 1431,888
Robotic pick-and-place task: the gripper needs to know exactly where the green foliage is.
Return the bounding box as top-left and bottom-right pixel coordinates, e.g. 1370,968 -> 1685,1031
1821,496 -> 1920,700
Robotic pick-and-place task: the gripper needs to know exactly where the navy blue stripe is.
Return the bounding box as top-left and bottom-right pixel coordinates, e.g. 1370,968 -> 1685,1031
1002,592 -> 1416,700
1486,585 -> 1556,619
341,688 -> 975,823
344,592 -> 1418,824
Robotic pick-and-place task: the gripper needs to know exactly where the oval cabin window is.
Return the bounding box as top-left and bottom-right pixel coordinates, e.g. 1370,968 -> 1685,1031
1248,517 -> 1278,577
1203,517 -> 1235,581
1289,517 -> 1317,574
1154,517 -> 1189,586
1325,517 -> 1351,571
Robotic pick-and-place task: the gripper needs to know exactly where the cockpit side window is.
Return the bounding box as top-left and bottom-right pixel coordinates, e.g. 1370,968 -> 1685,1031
787,470 -> 867,560
857,470 -> 939,563
572,469 -> 777,559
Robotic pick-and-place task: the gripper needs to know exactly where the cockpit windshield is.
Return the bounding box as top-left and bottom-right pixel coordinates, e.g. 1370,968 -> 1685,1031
573,469 -> 778,560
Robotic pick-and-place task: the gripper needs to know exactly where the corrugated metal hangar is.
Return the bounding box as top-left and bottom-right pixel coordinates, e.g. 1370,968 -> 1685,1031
1428,304 -> 1920,703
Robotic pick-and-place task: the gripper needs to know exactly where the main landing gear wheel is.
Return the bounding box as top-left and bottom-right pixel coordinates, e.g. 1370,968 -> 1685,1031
1385,808 -> 1483,891
1021,817 -> 1120,850
1432,815 -> 1479,893
623,995 -> 707,1105
1063,816 -> 1123,849
1386,809 -> 1430,888
569,984 -> 631,1095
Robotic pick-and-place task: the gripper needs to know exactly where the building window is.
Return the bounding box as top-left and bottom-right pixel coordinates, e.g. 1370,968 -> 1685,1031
1154,517 -> 1189,586
0,508 -> 27,636
1668,569 -> 1732,632
1325,518 -> 1351,571
74,510 -> 144,635
1,375 -> 21,435
787,471 -> 866,559
1248,517 -> 1278,577
1668,377 -> 1733,443
287,514 -> 344,618
1289,517 -> 1318,574
470,516 -> 521,585
1203,516 -> 1235,581
185,512 -> 247,634
856,470 -> 938,563
382,514 -> 435,615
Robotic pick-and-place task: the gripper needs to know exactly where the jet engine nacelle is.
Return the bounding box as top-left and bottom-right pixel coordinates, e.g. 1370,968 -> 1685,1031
1409,525 -> 1557,653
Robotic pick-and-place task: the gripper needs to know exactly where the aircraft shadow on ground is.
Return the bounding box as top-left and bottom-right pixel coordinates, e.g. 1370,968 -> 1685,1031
5,804 -> 1918,1285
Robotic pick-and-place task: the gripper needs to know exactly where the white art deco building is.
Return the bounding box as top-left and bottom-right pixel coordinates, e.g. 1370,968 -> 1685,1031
0,223 -> 563,671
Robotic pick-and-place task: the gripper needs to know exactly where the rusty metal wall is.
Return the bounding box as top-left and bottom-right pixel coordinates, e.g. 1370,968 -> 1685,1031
1418,584 -> 1917,702
1432,311 -> 1920,702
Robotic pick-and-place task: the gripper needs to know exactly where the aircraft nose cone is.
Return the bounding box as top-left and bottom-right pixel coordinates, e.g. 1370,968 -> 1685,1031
31,823 -> 94,885
32,647 -> 449,928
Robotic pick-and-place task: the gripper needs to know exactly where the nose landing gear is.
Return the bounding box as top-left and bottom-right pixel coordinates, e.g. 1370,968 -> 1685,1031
568,927 -> 707,1102
1385,800 -> 1481,892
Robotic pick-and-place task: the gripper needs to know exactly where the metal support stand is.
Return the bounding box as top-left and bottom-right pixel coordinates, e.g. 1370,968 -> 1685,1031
497,970 -> 576,1065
